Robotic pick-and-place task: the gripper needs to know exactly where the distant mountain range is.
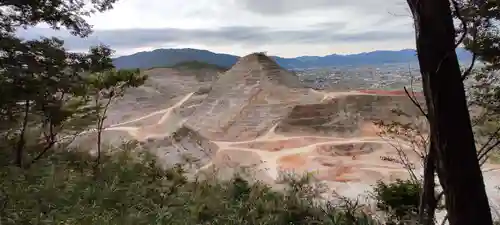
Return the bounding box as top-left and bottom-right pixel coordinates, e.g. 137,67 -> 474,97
113,48 -> 473,70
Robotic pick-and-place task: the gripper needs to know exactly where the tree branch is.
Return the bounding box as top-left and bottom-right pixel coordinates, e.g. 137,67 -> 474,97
462,16 -> 480,81
478,139 -> 500,164
28,138 -> 56,167
404,87 -> 428,119
462,52 -> 478,81
94,93 -> 114,172
477,126 -> 500,162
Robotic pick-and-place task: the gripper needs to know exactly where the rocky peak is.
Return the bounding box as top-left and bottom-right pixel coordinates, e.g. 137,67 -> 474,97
223,52 -> 302,88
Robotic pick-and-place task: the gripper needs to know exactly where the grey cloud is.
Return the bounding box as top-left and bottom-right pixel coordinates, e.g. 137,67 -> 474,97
16,25 -> 413,51
238,0 -> 407,16
239,0 -> 333,14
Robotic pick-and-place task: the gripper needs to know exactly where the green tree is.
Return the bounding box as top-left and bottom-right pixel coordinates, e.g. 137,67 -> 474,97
0,0 -> 120,167
372,179 -> 421,224
458,0 -> 500,164
85,65 -> 146,170
0,38 -> 114,167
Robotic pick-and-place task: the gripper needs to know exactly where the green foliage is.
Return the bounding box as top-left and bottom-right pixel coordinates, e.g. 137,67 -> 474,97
0,0 -> 129,167
371,179 -> 421,224
86,68 -> 147,99
0,37 -> 118,167
459,0 -> 500,71
0,148 -> 380,225
0,0 -> 118,36
85,66 -> 147,169
459,0 -> 500,163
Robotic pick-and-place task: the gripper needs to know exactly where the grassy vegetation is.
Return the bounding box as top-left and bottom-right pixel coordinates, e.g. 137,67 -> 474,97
0,145 -> 381,225
3,138 -> 497,225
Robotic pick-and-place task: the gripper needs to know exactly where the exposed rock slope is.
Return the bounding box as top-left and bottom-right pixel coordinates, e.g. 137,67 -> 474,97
104,66 -> 218,126
276,94 -> 425,137
76,53 -> 499,212
184,53 -> 323,141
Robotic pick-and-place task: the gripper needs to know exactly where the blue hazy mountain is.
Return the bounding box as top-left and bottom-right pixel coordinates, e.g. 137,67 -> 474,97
113,48 -> 238,70
113,48 -> 473,69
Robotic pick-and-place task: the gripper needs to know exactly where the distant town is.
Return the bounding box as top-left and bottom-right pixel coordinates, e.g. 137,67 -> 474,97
296,62 -> 423,91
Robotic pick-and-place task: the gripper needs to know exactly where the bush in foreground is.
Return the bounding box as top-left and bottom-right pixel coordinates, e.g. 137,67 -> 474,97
371,179 -> 421,225
0,148 -> 379,225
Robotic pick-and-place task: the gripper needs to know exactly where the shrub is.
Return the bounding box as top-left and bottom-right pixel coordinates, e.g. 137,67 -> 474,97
371,179 -> 421,224
0,147 -> 380,225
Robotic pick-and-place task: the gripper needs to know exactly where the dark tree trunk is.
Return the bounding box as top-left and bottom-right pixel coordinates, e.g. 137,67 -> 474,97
406,0 -> 493,224
419,141 -> 437,225
15,100 -> 30,167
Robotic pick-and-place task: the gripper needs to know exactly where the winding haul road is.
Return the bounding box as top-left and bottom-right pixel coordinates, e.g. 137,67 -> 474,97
78,90 -> 500,217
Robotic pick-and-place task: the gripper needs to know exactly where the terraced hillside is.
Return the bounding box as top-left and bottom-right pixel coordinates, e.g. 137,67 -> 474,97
103,63 -> 220,126
276,94 -> 426,138
74,53 -> 500,209
184,53 -> 323,141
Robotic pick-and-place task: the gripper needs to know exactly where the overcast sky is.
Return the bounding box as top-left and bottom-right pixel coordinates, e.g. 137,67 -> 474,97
16,0 -> 416,57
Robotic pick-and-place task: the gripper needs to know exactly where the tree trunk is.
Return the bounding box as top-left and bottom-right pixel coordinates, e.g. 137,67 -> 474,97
419,141 -> 437,225
94,95 -> 112,175
93,97 -> 102,175
406,0 -> 493,224
15,100 -> 30,167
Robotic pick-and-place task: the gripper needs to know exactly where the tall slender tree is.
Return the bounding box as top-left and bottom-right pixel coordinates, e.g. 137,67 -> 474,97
86,65 -> 146,171
405,0 -> 493,224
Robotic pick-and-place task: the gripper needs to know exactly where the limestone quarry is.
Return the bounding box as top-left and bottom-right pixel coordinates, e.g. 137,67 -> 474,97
74,53 -> 500,214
